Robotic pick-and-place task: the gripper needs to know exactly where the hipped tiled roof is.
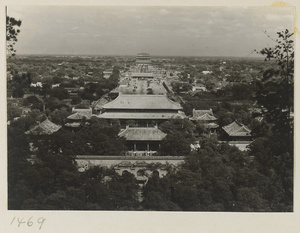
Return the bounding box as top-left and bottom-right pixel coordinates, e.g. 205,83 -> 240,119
26,119 -> 61,135
222,121 -> 251,137
206,122 -> 219,129
67,108 -> 92,120
131,72 -> 154,77
98,111 -> 186,120
118,127 -> 167,141
65,122 -> 81,128
102,94 -> 182,110
190,109 -> 217,121
92,98 -> 110,110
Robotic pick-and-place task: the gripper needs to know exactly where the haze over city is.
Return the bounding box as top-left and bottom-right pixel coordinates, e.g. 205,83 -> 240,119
7,5 -> 294,57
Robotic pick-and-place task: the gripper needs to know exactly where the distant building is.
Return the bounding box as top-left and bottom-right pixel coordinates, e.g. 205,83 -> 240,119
52,83 -> 60,88
64,122 -> 81,128
136,53 -> 151,64
30,82 -> 43,87
21,106 -> 31,116
103,70 -> 113,79
26,119 -> 61,135
202,71 -> 212,75
227,141 -> 252,151
192,84 -> 207,92
98,94 -> 186,127
190,141 -> 200,151
130,72 -> 154,79
190,109 -> 219,133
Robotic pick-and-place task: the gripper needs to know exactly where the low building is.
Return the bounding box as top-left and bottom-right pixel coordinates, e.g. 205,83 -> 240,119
222,121 -> 252,141
190,109 -> 219,133
26,119 -> 61,135
52,83 -> 60,88
192,84 -> 207,92
64,122 -> 81,128
30,82 -> 43,87
21,106 -> 32,116
228,141 -> 252,151
103,70 -> 113,79
119,126 -> 167,156
130,72 -> 154,79
190,109 -> 217,121
65,108 -> 93,128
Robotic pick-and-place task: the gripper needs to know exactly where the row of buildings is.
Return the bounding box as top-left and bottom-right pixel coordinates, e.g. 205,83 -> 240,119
26,92 -> 252,155
24,53 -> 253,178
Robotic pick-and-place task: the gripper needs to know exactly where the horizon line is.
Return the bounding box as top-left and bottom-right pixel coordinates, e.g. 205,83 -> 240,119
11,53 -> 264,59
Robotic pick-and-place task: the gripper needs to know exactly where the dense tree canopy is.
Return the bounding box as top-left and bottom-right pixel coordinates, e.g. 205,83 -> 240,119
249,29 -> 294,210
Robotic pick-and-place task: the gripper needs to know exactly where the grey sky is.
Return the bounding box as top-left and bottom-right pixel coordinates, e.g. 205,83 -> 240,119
7,6 -> 295,57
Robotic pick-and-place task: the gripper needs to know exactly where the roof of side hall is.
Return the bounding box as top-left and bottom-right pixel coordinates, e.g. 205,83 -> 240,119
98,111 -> 186,120
190,109 -> 217,121
101,94 -> 183,110
26,119 -> 61,135
222,121 -> 251,137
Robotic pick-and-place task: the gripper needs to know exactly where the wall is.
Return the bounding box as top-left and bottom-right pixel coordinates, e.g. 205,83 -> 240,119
75,155 -> 184,177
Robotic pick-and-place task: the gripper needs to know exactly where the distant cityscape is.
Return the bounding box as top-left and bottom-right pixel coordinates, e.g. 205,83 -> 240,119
7,49 -> 294,211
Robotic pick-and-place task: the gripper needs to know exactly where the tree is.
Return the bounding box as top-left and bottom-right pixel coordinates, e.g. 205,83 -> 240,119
49,107 -> 70,125
158,119 -> 195,156
158,133 -> 191,156
256,29 -> 294,139
249,29 -> 294,210
6,16 -> 22,56
231,83 -> 253,100
50,87 -> 70,100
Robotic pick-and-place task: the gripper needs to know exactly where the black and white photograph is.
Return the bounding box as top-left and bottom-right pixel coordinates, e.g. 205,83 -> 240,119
2,0 -> 299,232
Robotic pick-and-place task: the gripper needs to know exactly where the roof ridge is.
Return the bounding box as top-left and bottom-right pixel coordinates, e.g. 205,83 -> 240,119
165,96 -> 181,107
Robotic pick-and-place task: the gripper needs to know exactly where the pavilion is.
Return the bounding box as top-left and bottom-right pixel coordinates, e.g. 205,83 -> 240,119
65,107 -> 93,127
222,121 -> 252,141
190,109 -> 219,133
26,118 -> 61,135
118,126 -> 167,156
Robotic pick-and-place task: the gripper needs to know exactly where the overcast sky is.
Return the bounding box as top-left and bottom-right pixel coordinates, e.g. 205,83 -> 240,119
7,6 -> 295,57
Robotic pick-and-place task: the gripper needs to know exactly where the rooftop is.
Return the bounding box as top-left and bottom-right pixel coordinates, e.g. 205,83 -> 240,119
68,108 -> 92,120
65,122 -> 81,128
131,72 -> 154,77
206,122 -> 219,129
190,109 -> 217,121
222,121 -> 251,137
98,111 -> 186,120
102,94 -> 182,110
92,98 -> 110,110
118,127 -> 167,141
26,119 -> 61,135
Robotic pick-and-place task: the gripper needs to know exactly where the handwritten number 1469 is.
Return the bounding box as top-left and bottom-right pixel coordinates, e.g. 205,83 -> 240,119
10,217 -> 46,230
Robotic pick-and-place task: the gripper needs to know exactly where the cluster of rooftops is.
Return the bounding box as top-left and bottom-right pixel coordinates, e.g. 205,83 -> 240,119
25,53 -> 252,152
26,93 -> 252,143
